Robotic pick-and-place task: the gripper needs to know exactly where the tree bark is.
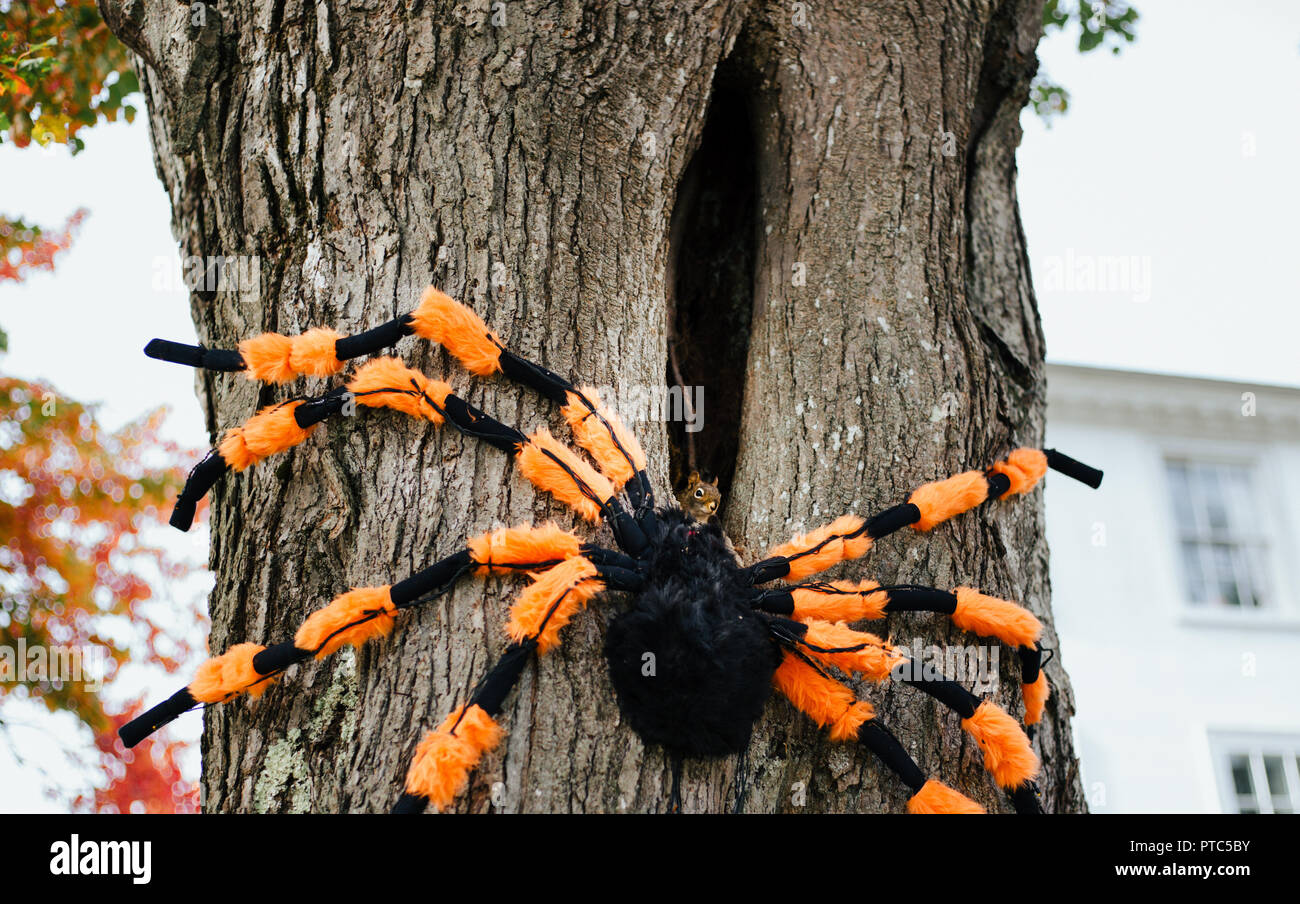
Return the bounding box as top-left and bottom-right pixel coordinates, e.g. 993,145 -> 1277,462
101,0 -> 1086,813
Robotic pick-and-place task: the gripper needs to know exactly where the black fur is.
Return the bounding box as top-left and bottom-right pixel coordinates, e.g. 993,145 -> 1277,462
604,508 -> 781,757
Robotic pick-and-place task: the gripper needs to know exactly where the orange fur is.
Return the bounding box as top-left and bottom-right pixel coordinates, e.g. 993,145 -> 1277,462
218,401 -> 315,471
1022,671 -> 1050,726
773,653 -> 874,741
467,522 -> 583,576
768,515 -> 873,580
239,332 -> 297,383
961,700 -> 1040,789
790,580 -> 889,622
990,448 -> 1048,497
288,327 -> 344,377
294,586 -> 397,658
403,704 -> 504,810
346,357 -> 452,424
409,287 -> 502,376
188,643 -> 271,703
505,557 -> 604,653
951,587 -> 1042,648
908,470 -> 989,531
515,429 -> 616,523
906,780 -> 985,814
801,619 -> 904,681
561,387 -> 647,488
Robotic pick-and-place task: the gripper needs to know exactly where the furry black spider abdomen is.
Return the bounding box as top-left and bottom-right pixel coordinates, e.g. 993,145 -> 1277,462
124,286 -> 1103,814
604,507 -> 781,758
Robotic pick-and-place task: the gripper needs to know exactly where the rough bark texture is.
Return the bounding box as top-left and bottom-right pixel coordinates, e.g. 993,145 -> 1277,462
101,0 -> 1086,813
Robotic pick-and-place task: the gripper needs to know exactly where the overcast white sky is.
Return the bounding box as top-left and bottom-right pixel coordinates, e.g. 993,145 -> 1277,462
0,0 -> 1297,810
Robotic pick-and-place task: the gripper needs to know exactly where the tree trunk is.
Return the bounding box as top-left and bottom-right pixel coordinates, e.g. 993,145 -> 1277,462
101,0 -> 1086,813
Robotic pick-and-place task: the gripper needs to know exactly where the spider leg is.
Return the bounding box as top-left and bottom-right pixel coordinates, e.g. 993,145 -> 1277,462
393,555 -> 643,813
117,524 -> 631,748
773,618 -> 1042,812
153,288 -> 658,529
742,447 -> 1103,585
772,651 -> 984,813
755,579 -> 1050,726
167,354 -> 649,553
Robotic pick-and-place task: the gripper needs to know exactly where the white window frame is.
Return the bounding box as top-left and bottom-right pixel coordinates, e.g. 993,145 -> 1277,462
1209,731 -> 1300,814
1163,456 -> 1270,611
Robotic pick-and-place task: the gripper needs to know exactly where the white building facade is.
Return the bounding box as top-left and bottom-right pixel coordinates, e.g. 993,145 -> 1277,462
1045,363 -> 1300,814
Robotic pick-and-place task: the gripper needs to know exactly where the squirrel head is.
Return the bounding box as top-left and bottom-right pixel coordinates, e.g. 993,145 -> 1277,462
676,470 -> 722,521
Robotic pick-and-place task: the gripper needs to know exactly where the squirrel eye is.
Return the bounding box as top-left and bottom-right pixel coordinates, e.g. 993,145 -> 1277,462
694,488 -> 704,498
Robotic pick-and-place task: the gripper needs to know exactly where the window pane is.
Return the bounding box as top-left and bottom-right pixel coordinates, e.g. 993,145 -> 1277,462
1238,799 -> 1259,814
1213,544 -> 1240,606
1202,466 -> 1230,533
1264,756 -> 1288,795
1231,755 -> 1254,795
1245,546 -> 1268,607
1222,466 -> 1255,535
1167,462 -> 1196,533
1180,541 -> 1206,604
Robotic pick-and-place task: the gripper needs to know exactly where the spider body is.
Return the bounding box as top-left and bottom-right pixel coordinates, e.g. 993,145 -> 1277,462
126,286 -> 1104,813
604,507 -> 780,758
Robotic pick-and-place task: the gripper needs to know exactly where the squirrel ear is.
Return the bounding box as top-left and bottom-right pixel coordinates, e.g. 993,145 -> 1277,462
688,470 -> 700,483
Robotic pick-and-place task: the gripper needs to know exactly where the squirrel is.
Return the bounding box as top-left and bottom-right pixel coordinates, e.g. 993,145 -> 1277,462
675,470 -> 722,522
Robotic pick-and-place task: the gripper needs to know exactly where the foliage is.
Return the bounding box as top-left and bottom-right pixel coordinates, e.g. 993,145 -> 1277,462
77,704 -> 200,813
1,0 -> 137,285
0,374 -> 202,811
0,208 -> 86,283
0,0 -> 137,154
1032,0 -> 1140,121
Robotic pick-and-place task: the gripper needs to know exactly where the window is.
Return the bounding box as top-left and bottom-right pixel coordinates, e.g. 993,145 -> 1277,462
1212,735 -> 1300,814
1165,460 -> 1269,609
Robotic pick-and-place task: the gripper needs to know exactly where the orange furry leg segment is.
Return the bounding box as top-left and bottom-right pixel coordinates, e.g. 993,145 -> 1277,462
237,328 -> 347,382
399,704 -> 505,812
295,586 -> 398,658
907,780 -> 986,814
238,332 -> 297,383
561,387 -> 648,489
188,643 -> 272,703
346,357 -> 452,424
515,428 -> 617,523
909,470 -> 990,531
765,515 -> 874,581
989,448 -> 1048,497
782,580 -> 889,622
409,287 -> 503,376
961,700 -> 1040,790
505,557 -> 605,653
773,652 -> 875,742
218,401 -> 316,471
1022,672 -> 1050,727
467,522 -> 585,576
1018,643 -> 1051,727
797,620 -> 906,681
950,587 -> 1042,649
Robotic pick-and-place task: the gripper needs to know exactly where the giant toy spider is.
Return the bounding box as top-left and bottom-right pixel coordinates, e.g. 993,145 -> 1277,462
122,288 -> 1102,814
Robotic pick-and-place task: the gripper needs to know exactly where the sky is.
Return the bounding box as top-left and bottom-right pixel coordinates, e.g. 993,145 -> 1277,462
1018,0 -> 1300,388
0,0 -> 1297,811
